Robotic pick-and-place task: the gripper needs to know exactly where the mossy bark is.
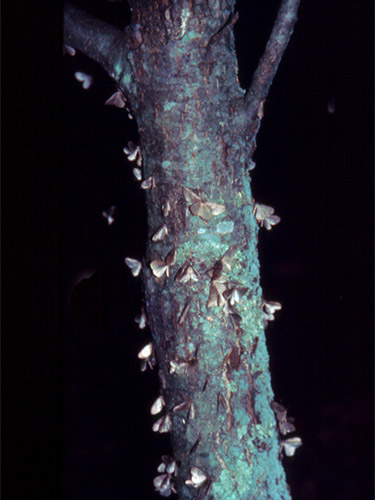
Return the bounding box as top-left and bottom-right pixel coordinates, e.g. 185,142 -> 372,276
65,1 -> 300,498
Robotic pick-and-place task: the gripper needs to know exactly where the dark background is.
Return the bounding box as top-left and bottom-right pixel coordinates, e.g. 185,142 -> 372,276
2,0 -> 373,499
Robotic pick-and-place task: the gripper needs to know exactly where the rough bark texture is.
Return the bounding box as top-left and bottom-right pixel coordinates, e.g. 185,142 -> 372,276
64,1 -> 300,498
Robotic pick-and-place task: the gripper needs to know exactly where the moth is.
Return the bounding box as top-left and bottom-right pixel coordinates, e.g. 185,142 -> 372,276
157,455 -> 179,477
207,260 -> 227,309
104,90 -> 127,108
169,357 -> 197,376
152,413 -> 172,433
183,186 -> 225,221
162,200 -> 171,217
124,257 -> 142,277
175,263 -> 199,283
185,467 -> 207,488
207,278 -> 227,309
279,418 -> 296,436
152,224 -> 168,242
170,346 -> 198,375
262,300 -> 282,325
221,244 -> 239,271
151,395 -> 165,415
177,300 -> 191,326
140,176 -> 155,190
223,285 -> 249,306
63,44 -> 76,56
217,392 -> 227,413
153,473 -> 176,497
172,400 -> 191,413
169,359 -> 189,375
281,436 -> 302,457
134,309 -> 147,329
154,456 -> 178,497
173,400 -> 195,425
207,246 -> 243,312
150,248 -> 177,278
189,434 -> 200,455
229,312 -> 242,329
253,203 -> 281,230
74,71 -> 93,90
102,205 -> 116,225
123,141 -> 142,166
271,401 -> 286,415
271,401 -> 296,435
263,300 -> 282,315
138,342 -> 155,372
132,167 -> 142,181
248,159 -> 256,171
138,342 -> 153,360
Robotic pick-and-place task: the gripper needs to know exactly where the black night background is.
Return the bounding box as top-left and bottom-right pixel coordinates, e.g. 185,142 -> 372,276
2,1 -> 373,499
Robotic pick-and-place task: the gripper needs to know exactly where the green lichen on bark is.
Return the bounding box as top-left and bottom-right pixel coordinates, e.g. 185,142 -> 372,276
64,1 -> 301,498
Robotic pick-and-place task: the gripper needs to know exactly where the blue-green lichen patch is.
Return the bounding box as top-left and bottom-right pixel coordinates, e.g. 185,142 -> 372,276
216,220 -> 234,235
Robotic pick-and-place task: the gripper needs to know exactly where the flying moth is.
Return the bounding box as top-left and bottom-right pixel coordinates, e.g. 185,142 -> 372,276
124,257 -> 142,277
74,71 -> 93,90
102,205 -> 116,225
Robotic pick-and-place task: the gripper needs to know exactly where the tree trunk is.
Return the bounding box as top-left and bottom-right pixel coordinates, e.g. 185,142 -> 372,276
64,1 -> 300,498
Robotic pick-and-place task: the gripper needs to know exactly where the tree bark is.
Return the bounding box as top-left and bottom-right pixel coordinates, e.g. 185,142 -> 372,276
64,1 -> 300,498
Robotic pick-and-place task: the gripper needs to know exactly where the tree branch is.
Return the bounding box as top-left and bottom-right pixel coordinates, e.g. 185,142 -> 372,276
64,2 -> 130,82
244,0 -> 301,124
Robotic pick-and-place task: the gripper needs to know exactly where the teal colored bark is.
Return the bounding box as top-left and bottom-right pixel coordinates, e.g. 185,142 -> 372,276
64,1 -> 301,498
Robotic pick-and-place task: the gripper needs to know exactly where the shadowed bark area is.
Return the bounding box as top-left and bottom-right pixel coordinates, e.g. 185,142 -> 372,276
64,1 -> 300,498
